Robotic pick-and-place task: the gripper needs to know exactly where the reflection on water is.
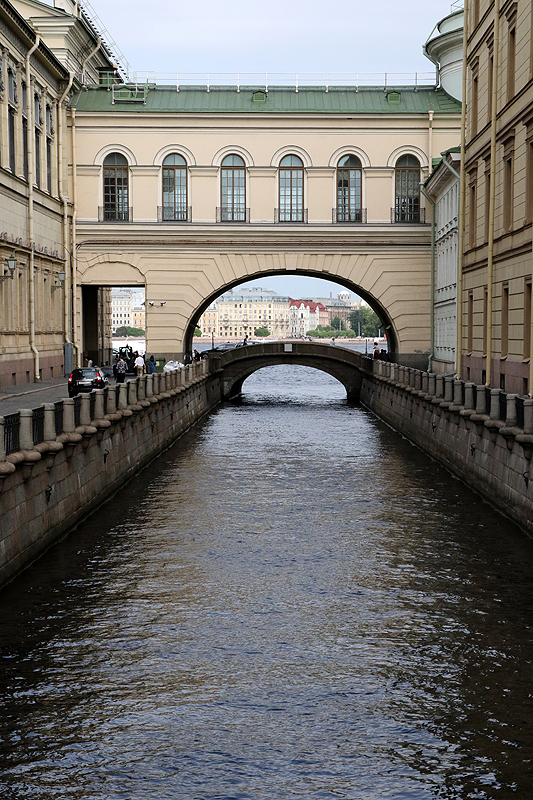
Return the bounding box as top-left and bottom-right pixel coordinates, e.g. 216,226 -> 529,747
0,365 -> 532,800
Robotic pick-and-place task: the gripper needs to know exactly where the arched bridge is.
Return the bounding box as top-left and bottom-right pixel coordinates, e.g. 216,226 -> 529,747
211,341 -> 374,400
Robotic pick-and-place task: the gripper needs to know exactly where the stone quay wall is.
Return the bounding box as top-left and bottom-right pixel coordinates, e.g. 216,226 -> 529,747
0,362 -> 221,588
361,360 -> 533,537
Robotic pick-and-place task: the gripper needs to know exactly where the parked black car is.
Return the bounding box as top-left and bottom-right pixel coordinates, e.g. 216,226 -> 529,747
68,367 -> 109,397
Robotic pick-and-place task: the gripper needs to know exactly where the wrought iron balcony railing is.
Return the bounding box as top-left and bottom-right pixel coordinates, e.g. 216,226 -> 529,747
216,206 -> 250,223
157,205 -> 192,222
98,206 -> 133,222
274,208 -> 308,224
332,208 -> 367,223
391,207 -> 426,223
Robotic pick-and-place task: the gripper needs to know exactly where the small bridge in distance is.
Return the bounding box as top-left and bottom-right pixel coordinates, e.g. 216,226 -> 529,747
212,341 -> 374,400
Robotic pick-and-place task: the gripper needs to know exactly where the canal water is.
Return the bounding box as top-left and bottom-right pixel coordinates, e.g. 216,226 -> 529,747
1,366 -> 532,800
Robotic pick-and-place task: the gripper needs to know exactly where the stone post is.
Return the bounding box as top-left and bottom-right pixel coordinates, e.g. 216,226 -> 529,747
138,375 -> 146,401
444,377 -> 454,403
19,409 -> 33,450
118,384 -> 128,410
43,403 -> 56,441
453,380 -> 463,407
80,394 -> 91,426
0,417 -> 5,461
421,372 -> 428,394
523,399 -> 533,434
435,375 -> 444,398
107,386 -> 117,414
93,389 -> 105,421
490,388 -> 502,420
475,385 -> 487,414
146,374 -> 153,398
129,380 -> 138,405
505,394 -> 518,427
63,398 -> 75,432
464,383 -> 475,411
409,369 -> 416,388
427,373 -> 436,397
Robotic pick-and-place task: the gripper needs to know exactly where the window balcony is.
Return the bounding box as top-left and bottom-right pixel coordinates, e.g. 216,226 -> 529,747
332,208 -> 367,223
157,205 -> 192,222
98,206 -> 133,222
216,206 -> 250,223
391,206 -> 426,223
274,208 -> 308,223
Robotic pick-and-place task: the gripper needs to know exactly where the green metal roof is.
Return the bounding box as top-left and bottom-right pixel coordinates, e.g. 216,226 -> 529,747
70,84 -> 461,115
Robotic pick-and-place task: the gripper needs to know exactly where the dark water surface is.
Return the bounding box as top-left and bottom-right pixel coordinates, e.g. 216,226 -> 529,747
1,366 -> 533,800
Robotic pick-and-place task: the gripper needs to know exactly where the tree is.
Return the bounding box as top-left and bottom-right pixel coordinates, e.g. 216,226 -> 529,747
194,327 -> 202,337
254,326 -> 269,337
331,316 -> 344,331
115,325 -> 145,336
348,307 -> 382,338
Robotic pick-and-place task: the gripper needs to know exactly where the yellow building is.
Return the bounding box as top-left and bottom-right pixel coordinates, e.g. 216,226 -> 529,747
215,288 -> 290,340
462,0 -> 533,394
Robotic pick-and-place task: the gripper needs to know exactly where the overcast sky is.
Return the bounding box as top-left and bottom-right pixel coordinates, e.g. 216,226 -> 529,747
82,0 -> 459,299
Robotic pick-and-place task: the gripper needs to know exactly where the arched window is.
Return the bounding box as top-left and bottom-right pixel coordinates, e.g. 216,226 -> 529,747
162,153 -> 187,221
279,155 -> 304,222
103,153 -> 129,221
394,154 -> 421,223
220,154 -> 246,221
337,155 -> 362,222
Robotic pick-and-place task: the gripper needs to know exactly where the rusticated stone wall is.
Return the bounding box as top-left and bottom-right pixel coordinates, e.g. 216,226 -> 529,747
0,362 -> 221,588
361,361 -> 533,537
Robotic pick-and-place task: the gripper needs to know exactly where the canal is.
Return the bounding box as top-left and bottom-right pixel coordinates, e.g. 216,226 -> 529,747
1,366 -> 532,799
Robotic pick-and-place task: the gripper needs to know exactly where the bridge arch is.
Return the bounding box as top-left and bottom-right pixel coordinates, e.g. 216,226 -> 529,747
184,268 -> 398,358
215,341 -> 372,401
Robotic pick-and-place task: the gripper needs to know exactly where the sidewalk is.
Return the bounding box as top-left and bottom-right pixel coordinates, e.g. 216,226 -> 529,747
0,376 -> 68,401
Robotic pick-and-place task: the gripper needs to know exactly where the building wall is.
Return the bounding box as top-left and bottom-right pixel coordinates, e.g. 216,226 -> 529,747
462,0 -> 533,393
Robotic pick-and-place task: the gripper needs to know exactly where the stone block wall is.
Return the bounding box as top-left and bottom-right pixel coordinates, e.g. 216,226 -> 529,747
361,361 -> 533,537
0,362 -> 221,588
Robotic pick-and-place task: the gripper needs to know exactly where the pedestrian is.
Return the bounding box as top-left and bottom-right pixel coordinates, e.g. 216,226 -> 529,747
115,355 -> 127,383
84,356 -> 93,367
330,337 -> 336,346
134,353 -> 145,376
184,352 -> 193,365
373,342 -> 380,360
147,354 -> 156,374
193,349 -> 201,363
243,334 -> 248,346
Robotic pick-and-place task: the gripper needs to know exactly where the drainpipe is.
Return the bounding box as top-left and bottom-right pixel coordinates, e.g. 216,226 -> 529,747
81,36 -> 101,86
420,184 -> 436,372
26,35 -> 40,381
428,110 -> 434,166
456,0 -> 469,381
71,107 -> 80,366
486,0 -> 501,388
58,71 -> 74,363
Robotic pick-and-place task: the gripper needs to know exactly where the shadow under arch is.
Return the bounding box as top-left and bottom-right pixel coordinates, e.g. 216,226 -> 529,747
184,270 -> 397,359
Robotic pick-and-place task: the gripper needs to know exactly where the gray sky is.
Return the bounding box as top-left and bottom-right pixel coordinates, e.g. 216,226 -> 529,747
83,0 -> 458,299
86,0 -> 458,80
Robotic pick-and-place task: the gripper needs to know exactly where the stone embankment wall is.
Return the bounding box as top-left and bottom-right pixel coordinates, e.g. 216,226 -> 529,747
0,362 -> 221,588
361,361 -> 533,536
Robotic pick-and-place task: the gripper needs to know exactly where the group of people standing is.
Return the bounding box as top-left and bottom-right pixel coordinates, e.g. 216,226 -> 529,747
113,348 -> 157,383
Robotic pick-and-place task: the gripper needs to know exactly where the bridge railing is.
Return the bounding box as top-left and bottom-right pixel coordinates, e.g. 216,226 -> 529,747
371,358 -> 533,448
0,360 -> 208,463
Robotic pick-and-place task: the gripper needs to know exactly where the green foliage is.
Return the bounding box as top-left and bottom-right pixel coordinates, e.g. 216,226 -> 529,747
348,307 -> 382,338
307,325 -> 356,339
254,326 -> 270,336
194,327 -> 202,337
331,316 -> 344,331
114,325 -> 145,336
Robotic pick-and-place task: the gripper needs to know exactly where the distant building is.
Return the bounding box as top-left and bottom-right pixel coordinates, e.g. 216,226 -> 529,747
198,303 -> 219,336
289,300 -> 328,336
216,288 -> 290,339
112,288 -> 145,332
310,294 -> 361,328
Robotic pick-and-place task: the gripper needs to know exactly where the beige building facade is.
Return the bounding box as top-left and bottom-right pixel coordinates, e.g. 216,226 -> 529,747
461,0 -> 533,394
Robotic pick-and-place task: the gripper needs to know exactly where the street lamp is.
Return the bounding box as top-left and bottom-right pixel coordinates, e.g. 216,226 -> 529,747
0,253 -> 16,282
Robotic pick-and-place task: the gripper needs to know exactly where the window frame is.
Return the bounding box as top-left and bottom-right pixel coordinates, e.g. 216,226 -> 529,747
336,154 -> 363,222
278,154 -> 304,223
103,153 -> 129,221
394,154 -> 421,223
220,154 -> 246,222
162,153 -> 188,221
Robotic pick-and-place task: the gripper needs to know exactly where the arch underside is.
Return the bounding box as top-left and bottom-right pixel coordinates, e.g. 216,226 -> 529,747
219,348 -> 368,400
185,267 -> 398,357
